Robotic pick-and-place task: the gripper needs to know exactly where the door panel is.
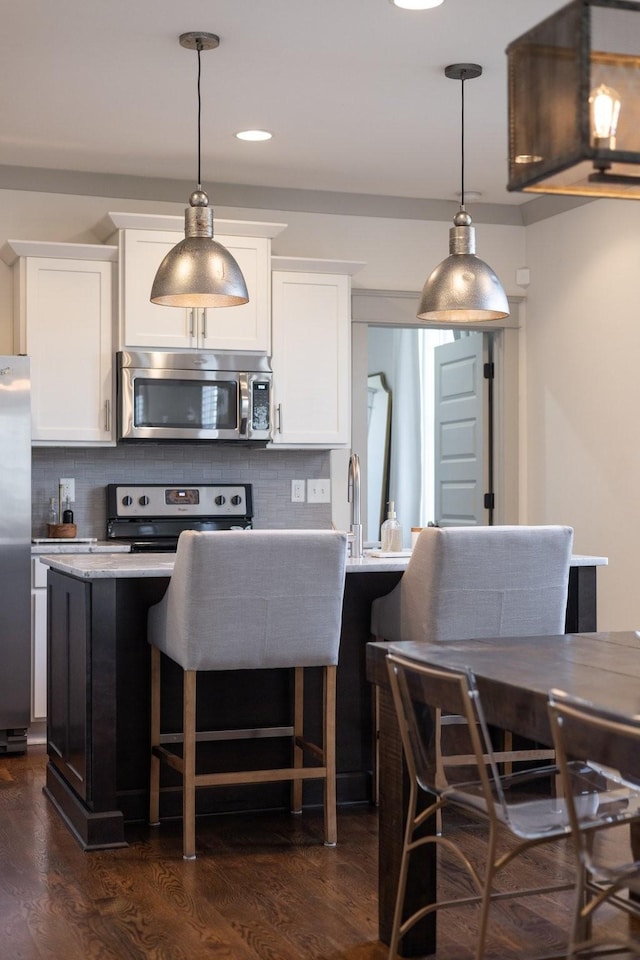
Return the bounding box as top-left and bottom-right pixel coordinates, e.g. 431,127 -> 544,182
434,334 -> 487,526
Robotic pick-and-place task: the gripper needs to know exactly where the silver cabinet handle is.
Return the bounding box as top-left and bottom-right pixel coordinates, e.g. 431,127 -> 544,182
276,403 -> 283,434
189,308 -> 196,339
201,309 -> 207,341
104,398 -> 111,433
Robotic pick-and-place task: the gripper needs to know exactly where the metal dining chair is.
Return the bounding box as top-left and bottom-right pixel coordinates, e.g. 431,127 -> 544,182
386,651 -> 578,960
371,525 -> 574,810
548,689 -> 640,958
147,528 -> 347,859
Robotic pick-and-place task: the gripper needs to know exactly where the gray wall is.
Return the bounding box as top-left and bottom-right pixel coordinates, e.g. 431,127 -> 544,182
32,445 -> 331,540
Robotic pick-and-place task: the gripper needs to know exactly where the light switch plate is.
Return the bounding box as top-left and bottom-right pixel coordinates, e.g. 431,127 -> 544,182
307,478 -> 331,503
59,478 -> 75,503
291,479 -> 306,502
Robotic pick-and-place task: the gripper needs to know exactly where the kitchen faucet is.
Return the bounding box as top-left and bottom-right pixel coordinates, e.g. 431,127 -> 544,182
347,453 -> 363,559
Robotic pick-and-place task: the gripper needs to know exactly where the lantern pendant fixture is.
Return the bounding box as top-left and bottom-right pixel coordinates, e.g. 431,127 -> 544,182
507,0 -> 640,200
417,63 -> 509,323
150,32 -> 249,308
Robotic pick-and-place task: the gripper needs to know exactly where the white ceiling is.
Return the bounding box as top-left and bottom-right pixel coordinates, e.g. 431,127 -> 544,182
0,0 -> 564,208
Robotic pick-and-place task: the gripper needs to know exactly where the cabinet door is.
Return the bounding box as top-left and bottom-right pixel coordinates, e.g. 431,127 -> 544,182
271,271 -> 351,446
18,257 -> 114,445
32,555 -> 48,721
32,584 -> 47,721
119,229 -> 270,352
119,229 -> 192,349
201,235 -> 271,352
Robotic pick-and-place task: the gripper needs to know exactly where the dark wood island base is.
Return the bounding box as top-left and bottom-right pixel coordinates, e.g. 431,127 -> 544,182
44,557 -> 601,871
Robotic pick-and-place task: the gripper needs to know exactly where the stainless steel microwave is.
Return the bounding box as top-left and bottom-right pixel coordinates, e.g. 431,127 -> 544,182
117,351 -> 273,443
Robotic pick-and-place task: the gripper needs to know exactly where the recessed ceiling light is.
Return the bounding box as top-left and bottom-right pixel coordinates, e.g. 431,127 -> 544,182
455,190 -> 483,202
235,130 -> 273,142
389,0 -> 444,9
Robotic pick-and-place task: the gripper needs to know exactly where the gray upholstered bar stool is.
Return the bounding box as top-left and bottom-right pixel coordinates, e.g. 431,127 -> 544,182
147,528 -> 347,860
371,525 -> 574,804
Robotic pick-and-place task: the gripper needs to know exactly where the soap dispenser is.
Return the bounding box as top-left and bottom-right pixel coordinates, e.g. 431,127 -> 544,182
380,501 -> 403,552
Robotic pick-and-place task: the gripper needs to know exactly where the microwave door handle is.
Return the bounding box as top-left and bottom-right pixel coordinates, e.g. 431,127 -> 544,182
239,378 -> 249,436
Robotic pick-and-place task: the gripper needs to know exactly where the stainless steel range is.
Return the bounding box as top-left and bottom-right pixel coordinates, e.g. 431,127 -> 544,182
106,483 -> 253,552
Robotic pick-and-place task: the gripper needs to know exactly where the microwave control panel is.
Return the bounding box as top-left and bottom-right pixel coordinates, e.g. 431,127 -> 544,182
252,380 -> 271,432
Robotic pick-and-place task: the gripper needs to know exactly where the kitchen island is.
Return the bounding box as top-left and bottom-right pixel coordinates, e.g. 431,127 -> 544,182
42,551 -> 606,849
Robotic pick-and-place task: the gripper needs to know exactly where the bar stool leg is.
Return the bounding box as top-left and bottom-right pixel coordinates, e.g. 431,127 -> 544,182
291,666 -> 304,814
149,646 -> 161,827
324,665 -> 337,846
182,669 -> 197,860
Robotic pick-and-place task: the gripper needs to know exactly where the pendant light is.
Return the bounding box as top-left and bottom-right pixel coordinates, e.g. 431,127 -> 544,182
150,32 -> 249,308
417,64 -> 509,323
507,0 -> 640,199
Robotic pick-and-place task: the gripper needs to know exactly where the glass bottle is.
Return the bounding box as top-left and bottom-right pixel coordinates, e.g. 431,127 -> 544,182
48,497 -> 58,526
380,501 -> 403,552
62,497 -> 74,524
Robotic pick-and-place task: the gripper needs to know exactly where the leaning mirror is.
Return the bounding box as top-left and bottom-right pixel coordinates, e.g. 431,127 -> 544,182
367,373 -> 392,541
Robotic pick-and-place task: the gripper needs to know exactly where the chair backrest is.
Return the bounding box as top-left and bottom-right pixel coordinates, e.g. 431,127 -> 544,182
372,524 -> 573,643
548,689 -> 640,870
386,651 -> 501,805
147,529 -> 347,671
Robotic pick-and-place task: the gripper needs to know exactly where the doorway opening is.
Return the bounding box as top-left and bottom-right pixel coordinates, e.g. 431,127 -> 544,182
365,326 -> 493,544
348,289 -> 521,546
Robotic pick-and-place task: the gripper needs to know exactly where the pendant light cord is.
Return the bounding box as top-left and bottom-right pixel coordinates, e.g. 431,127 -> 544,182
196,39 -> 203,190
460,69 -> 466,211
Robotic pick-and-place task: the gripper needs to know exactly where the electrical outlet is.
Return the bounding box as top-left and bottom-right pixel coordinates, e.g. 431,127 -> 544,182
59,478 -> 75,503
307,478 -> 331,503
291,479 -> 306,503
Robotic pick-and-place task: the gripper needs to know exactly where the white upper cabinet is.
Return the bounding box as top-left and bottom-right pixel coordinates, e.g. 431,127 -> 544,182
101,213 -> 286,353
270,258 -> 365,447
1,241 -> 117,446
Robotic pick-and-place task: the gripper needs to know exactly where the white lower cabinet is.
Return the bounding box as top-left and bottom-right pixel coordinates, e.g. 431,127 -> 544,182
271,269 -> 353,446
2,242 -> 117,446
31,558 -> 48,722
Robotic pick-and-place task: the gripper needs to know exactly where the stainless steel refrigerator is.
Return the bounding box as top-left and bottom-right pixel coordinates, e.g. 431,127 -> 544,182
0,356 -> 31,752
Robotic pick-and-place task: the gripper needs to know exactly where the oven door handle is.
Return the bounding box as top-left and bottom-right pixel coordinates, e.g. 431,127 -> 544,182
239,376 -> 249,436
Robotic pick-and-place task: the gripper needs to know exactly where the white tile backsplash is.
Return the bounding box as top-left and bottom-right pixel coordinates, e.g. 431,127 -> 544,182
32,445 -> 332,540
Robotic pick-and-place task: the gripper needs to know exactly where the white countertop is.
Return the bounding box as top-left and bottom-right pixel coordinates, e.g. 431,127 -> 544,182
32,540 -> 131,555
39,551 -> 608,580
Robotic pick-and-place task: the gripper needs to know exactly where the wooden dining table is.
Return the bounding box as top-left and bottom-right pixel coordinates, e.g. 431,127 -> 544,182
366,630 -> 640,957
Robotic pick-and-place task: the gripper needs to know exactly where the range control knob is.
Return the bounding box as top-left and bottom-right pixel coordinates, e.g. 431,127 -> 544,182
139,495 -> 150,506
231,495 -> 243,506
122,495 -> 133,507
214,494 -> 226,506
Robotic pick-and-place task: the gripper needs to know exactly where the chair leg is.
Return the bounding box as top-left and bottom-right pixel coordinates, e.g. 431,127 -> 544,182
182,669 -> 197,860
475,822 -> 499,960
503,730 -> 513,776
149,646 -> 161,827
323,665 -> 337,846
434,708 -> 444,835
291,666 -> 304,815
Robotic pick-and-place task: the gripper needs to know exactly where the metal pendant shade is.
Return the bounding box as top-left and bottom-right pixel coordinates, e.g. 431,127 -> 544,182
417,64 -> 509,323
417,210 -> 510,321
150,33 -> 249,308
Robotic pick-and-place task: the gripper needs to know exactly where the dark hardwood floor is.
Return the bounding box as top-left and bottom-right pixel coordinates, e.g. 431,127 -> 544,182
0,747 -> 638,959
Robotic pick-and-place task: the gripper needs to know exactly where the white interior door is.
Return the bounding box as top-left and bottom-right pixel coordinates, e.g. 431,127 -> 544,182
434,333 -> 488,526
